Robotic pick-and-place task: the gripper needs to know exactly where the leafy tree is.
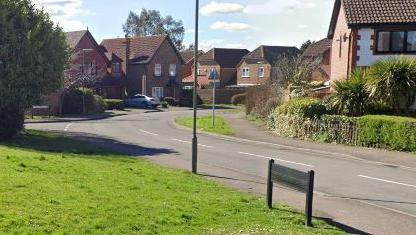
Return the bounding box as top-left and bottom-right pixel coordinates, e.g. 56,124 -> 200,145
300,40 -> 315,53
367,57 -> 416,113
330,68 -> 371,117
0,0 -> 69,140
123,9 -> 185,50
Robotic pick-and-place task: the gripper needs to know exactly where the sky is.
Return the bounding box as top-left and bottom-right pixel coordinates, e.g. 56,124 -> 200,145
32,0 -> 335,51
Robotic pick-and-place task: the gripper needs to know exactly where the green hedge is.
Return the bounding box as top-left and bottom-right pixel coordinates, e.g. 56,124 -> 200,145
358,115 -> 416,152
276,98 -> 328,119
104,99 -> 125,110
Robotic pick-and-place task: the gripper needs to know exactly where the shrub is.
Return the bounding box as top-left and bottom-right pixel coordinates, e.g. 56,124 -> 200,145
330,68 -> 371,117
231,93 -> 246,105
358,115 -> 416,152
367,57 -> 416,113
104,99 -> 125,110
62,88 -> 106,115
246,81 -> 283,117
163,97 -> 177,106
161,101 -> 169,109
0,106 -> 24,141
276,98 -> 328,119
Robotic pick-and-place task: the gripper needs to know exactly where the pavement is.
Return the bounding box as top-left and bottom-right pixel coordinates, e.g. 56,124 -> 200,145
25,107 -> 416,235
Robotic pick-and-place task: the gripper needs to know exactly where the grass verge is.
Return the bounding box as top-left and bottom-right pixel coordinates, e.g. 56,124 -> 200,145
175,115 -> 234,136
0,130 -> 343,234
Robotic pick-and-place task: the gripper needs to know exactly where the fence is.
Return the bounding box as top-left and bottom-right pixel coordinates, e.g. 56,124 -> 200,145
269,115 -> 359,146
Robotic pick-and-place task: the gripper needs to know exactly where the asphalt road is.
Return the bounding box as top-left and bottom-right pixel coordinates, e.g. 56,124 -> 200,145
26,108 -> 416,235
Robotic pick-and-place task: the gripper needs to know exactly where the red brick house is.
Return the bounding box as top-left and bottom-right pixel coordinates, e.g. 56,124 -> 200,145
101,35 -> 184,99
236,46 -> 299,86
302,38 -> 332,82
183,48 -> 249,88
65,30 -> 125,99
328,0 -> 416,82
180,50 -> 204,82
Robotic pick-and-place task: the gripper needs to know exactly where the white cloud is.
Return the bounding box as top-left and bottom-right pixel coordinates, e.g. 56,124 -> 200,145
210,21 -> 255,32
297,24 -> 309,29
32,0 -> 92,31
201,1 -> 245,16
199,39 -> 226,51
244,0 -> 316,15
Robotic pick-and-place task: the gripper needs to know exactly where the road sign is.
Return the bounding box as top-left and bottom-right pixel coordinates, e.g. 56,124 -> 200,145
267,159 -> 315,227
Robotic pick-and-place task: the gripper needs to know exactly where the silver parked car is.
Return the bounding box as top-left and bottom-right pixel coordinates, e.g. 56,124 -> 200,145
125,94 -> 161,108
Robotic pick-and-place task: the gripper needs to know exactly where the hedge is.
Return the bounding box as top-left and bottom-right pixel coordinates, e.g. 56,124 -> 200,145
358,115 -> 416,152
267,107 -> 416,152
276,98 -> 328,119
104,99 -> 125,110
62,88 -> 106,115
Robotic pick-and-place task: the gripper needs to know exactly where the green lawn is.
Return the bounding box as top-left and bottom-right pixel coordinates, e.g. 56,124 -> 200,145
175,115 -> 234,135
0,130 -> 343,234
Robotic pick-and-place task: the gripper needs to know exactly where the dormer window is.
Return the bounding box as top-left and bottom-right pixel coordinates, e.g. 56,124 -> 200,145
259,67 -> 265,78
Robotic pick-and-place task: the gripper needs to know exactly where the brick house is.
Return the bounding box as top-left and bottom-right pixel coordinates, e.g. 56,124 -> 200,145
65,30 -> 125,99
302,39 -> 332,82
328,0 -> 416,81
180,50 -> 204,81
236,46 -> 299,86
101,35 -> 184,99
184,48 -> 249,89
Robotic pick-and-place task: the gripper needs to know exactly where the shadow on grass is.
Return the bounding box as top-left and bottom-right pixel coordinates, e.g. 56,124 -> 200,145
195,105 -> 240,110
2,130 -> 177,158
25,112 -> 128,124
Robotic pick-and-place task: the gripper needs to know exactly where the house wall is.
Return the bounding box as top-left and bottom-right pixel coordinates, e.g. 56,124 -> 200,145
220,68 -> 237,87
330,5 -> 352,81
237,61 -> 271,85
357,28 -> 416,67
143,39 -> 183,98
182,59 -> 193,79
68,33 -> 109,79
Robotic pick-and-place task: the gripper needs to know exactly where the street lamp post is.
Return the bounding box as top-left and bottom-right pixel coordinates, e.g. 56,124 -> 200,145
192,0 -> 200,174
209,69 -> 218,127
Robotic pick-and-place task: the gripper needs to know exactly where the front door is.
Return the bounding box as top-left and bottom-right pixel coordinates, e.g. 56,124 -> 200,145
152,87 -> 164,99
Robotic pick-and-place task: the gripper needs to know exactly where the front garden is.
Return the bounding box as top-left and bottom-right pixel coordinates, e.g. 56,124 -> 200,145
246,57 -> 416,153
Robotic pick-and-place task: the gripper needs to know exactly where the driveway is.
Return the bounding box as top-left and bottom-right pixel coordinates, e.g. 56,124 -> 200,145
26,108 -> 416,235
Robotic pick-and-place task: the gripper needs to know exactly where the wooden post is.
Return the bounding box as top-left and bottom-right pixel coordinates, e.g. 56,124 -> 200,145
267,159 -> 274,209
305,170 -> 315,227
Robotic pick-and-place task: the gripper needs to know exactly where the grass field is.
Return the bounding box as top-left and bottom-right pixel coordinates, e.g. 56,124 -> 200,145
0,130 -> 343,234
175,115 -> 234,136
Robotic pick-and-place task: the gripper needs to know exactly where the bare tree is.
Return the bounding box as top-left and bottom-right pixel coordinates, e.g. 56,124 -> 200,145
272,55 -> 322,98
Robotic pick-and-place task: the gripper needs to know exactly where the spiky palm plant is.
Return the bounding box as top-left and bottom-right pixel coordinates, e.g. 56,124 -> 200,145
367,57 -> 416,113
330,68 -> 371,117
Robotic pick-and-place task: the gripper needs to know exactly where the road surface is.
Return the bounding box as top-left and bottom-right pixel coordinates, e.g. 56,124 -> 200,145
26,108 -> 416,235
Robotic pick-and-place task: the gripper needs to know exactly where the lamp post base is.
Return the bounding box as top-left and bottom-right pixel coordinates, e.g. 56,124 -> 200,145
192,136 -> 198,174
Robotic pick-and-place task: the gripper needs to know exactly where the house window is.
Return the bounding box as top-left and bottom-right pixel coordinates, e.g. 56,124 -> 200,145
377,30 -> 416,53
152,87 -> 164,98
81,61 -> 97,75
242,67 -> 250,77
259,67 -> 265,78
169,64 -> 177,76
154,64 -> 162,76
112,62 -> 121,73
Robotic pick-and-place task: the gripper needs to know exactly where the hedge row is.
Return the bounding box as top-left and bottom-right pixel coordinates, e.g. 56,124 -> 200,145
268,112 -> 416,152
104,99 -> 125,110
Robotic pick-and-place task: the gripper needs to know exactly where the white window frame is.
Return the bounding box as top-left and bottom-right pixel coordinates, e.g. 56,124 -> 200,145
259,67 -> 265,78
154,64 -> 162,77
242,67 -> 250,78
169,64 -> 177,77
152,87 -> 164,98
112,62 -> 121,73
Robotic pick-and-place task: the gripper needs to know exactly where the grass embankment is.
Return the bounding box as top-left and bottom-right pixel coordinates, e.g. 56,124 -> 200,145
0,130 -> 343,234
175,115 -> 234,135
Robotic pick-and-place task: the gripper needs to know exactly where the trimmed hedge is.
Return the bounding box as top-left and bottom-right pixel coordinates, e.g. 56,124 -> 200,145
276,98 -> 328,119
62,88 -> 106,115
104,99 -> 125,110
358,115 -> 416,152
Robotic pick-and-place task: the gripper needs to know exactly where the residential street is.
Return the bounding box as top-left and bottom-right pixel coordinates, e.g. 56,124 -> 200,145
26,108 -> 416,235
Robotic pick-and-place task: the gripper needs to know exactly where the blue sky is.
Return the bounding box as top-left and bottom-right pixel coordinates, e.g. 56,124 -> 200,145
33,0 -> 335,51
